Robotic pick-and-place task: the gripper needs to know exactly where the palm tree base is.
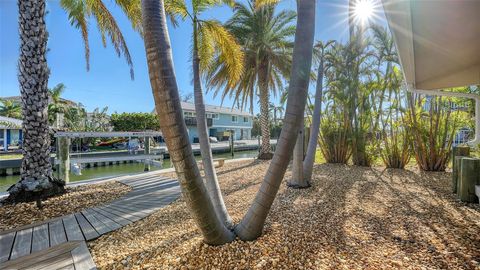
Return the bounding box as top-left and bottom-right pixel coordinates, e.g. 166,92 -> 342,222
4,176 -> 65,205
286,181 -> 311,189
257,152 -> 274,160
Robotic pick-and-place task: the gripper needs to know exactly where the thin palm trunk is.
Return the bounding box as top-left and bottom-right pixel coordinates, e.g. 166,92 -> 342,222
7,0 -> 65,205
192,21 -> 233,228
289,122 -> 309,188
141,0 -> 234,245
303,56 -> 324,182
235,0 -> 316,241
258,63 -> 273,160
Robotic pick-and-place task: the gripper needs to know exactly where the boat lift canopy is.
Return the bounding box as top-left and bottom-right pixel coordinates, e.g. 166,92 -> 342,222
54,131 -> 163,138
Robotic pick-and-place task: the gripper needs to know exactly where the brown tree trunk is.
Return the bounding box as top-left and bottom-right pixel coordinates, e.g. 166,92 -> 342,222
7,0 -> 65,204
257,62 -> 273,160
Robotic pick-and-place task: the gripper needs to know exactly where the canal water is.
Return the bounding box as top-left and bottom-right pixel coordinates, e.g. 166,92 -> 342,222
0,150 -> 259,192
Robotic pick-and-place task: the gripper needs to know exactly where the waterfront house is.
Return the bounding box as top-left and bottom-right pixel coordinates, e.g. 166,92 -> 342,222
0,116 -> 22,152
156,102 -> 253,143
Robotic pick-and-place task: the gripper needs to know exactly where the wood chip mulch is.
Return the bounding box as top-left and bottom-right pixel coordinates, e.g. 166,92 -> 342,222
89,160 -> 480,270
0,181 -> 131,231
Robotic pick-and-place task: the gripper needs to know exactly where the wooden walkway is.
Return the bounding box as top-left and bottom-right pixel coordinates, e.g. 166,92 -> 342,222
0,175 -> 180,269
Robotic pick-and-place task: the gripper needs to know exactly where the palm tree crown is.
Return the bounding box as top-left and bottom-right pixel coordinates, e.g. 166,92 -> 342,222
207,1 -> 295,111
60,0 -> 143,79
0,99 -> 22,119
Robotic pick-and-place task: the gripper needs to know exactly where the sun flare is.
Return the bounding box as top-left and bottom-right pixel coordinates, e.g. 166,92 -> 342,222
354,0 -> 375,23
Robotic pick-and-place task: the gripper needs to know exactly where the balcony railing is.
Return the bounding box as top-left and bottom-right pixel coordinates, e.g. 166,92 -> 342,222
184,117 -> 213,127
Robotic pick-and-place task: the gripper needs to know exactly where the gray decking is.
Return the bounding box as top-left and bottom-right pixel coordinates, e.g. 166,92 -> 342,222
0,175 -> 180,269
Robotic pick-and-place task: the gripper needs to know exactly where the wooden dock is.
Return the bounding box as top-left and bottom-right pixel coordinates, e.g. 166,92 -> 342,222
0,174 -> 181,269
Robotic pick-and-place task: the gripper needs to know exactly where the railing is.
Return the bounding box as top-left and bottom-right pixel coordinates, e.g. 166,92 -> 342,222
184,117 -> 213,127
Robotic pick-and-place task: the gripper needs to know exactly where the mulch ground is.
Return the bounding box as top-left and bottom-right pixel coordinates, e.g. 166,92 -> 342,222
90,160 -> 480,269
0,181 -> 131,231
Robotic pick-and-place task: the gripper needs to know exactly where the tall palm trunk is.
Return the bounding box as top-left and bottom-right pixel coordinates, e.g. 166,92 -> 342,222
257,62 -> 273,160
303,56 -> 324,183
141,0 -> 234,245
192,21 -> 233,228
7,0 -> 65,205
235,0 -> 316,241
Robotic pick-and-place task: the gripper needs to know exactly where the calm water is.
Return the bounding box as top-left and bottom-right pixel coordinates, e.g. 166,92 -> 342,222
0,150 -> 258,191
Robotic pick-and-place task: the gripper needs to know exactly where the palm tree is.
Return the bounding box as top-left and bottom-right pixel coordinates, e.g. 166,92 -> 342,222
172,0 -> 243,228
302,40 -> 335,184
235,0 -> 316,241
7,0 -> 142,204
269,102 -> 284,125
206,1 -> 296,160
7,0 -> 65,205
0,99 -> 21,119
48,83 -> 68,127
141,0 -> 235,245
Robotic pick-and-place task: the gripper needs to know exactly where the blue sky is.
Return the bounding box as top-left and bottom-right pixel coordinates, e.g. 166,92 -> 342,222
0,0 -> 385,114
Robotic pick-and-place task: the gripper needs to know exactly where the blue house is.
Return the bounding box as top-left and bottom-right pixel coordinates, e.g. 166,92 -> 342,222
179,102 -> 253,143
0,116 -> 23,152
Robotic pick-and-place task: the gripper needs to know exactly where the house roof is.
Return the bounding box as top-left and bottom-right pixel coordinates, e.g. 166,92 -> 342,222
0,116 -> 22,129
180,102 -> 252,117
381,0 -> 480,90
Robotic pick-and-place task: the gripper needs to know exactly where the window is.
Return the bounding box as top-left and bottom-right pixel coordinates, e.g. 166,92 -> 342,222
243,117 -> 248,123
206,113 -> 219,120
231,115 -> 238,123
184,111 -> 196,117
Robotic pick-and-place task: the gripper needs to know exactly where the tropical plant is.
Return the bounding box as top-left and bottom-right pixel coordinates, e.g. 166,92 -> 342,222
0,99 -> 21,119
319,112 -> 352,163
48,83 -> 69,126
369,26 -> 411,168
406,94 -> 470,171
269,102 -> 284,125
64,104 -> 87,131
110,112 -> 160,131
206,1 -> 296,159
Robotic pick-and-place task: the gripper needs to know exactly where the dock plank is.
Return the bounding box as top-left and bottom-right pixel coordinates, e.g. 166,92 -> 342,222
62,214 -> 84,241
49,219 -> 67,247
0,231 -> 16,263
0,174 -> 180,264
10,228 -> 32,260
90,207 -> 131,226
100,205 -> 144,221
74,213 -> 99,241
81,209 -> 111,235
31,223 -> 50,252
71,241 -> 97,270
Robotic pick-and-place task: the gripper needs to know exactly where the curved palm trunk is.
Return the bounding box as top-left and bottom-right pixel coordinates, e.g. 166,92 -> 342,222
141,0 -> 234,245
235,0 -> 316,241
7,0 -> 65,205
192,22 -> 233,228
303,56 -> 324,183
257,63 -> 273,160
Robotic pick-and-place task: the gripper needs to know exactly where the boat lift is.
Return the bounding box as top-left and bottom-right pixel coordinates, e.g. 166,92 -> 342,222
54,131 -> 164,182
